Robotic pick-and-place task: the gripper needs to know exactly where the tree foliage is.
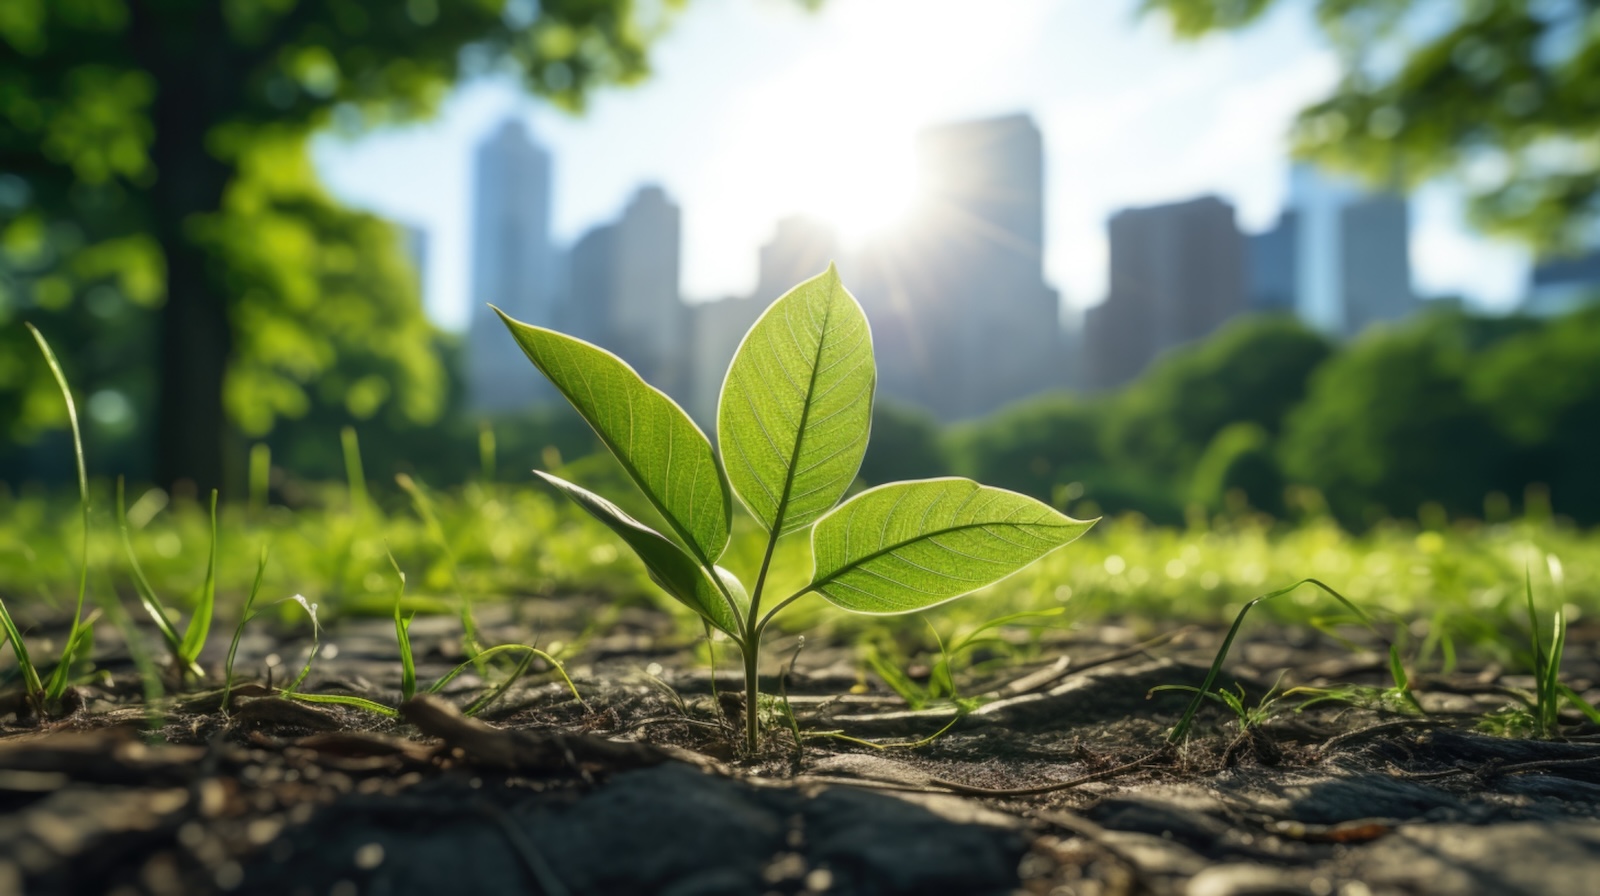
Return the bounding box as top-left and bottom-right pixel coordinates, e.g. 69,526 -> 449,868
1144,0 -> 1600,250
1,0 -> 685,489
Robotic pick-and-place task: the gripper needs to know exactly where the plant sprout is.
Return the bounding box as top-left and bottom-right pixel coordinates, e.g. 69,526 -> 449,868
496,266 -> 1096,750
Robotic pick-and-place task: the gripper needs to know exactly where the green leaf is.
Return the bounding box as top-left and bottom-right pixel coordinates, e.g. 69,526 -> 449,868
496,307 -> 731,564
535,471 -> 745,637
808,478 -> 1096,614
718,265 -> 875,536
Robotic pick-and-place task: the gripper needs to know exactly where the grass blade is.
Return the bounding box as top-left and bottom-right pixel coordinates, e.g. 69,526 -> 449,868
280,594 -> 322,696
341,425 -> 368,512
28,323 -> 90,705
388,550 -> 416,701
222,545 -> 270,713
288,692 -> 399,717
249,442 -> 271,514
179,491 -> 219,667
424,643 -> 583,708
0,596 -> 46,716
117,478 -> 189,668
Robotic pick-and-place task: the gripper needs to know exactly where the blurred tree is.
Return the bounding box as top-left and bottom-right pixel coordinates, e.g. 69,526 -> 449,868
945,393 -> 1105,500
1,0 -> 683,491
1189,422 -> 1285,516
856,401 -> 950,486
1144,0 -> 1600,251
1279,311 -> 1511,525
1104,314 -> 1332,480
1471,306 -> 1600,523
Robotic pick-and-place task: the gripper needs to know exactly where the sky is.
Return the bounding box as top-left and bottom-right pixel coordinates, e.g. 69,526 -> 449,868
313,0 -> 1531,331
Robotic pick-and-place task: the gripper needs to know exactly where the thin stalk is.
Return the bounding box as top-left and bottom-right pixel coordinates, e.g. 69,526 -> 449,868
744,638 -> 761,752
29,323 -> 89,704
222,545 -> 270,713
117,477 -> 194,675
741,529 -> 784,752
0,596 -> 45,716
248,442 -> 271,514
341,426 -> 368,512
178,490 -> 219,669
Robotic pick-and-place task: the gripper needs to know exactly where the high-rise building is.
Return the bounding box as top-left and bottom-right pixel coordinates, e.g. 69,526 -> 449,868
1291,166 -> 1414,335
1085,195 -> 1247,388
466,120 -> 556,410
1247,210 -> 1297,313
559,186 -> 690,400
398,222 -> 432,315
850,113 -> 1065,420
1524,249 -> 1600,316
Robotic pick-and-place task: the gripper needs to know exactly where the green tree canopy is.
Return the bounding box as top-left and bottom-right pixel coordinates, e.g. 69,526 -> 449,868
2,0 -> 684,491
1145,0 -> 1600,251
1104,314 -> 1332,480
1279,310 -> 1512,525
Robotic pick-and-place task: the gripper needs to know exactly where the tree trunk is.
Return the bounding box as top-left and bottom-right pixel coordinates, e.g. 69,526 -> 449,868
134,1 -> 237,495
152,229 -> 232,495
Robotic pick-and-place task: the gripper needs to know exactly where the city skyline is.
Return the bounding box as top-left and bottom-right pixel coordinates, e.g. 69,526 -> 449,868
465,109 -> 1429,423
314,0 -> 1530,332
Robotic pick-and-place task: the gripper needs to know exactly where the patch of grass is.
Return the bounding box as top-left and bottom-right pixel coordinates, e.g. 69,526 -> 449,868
1160,578 -> 1416,744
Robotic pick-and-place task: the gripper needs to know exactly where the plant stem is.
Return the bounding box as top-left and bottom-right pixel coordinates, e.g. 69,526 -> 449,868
742,529 -> 784,752
744,636 -> 761,752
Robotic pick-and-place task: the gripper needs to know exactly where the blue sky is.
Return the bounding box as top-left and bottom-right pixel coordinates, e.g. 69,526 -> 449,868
313,0 -> 1529,330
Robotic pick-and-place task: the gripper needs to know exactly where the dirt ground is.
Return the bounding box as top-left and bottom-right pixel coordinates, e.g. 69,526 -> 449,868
3,599 -> 1600,896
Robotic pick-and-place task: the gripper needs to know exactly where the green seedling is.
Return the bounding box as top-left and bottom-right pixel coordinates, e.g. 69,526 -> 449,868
1162,578 -> 1419,744
1496,562 -> 1600,738
496,266 -> 1097,751
1152,676 -> 1291,732
26,323 -> 95,712
117,479 -> 218,681
866,610 -> 1062,712
284,557 -> 581,718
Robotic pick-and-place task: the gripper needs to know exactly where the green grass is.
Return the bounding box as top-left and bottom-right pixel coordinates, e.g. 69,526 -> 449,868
4,468 -> 1599,737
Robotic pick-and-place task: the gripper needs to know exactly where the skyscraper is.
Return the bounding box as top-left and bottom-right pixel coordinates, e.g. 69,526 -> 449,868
398,222 -> 431,316
1246,210 -> 1297,313
560,186 -> 690,399
1525,249 -> 1600,316
850,113 -> 1065,420
466,120 -> 556,410
1291,166 -> 1414,335
1085,195 -> 1247,388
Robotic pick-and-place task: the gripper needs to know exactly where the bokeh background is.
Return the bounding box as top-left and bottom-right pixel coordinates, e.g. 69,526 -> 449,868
4,0 -> 1598,532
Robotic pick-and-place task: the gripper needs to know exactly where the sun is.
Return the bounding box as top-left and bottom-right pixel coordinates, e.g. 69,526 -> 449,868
705,58 -> 927,250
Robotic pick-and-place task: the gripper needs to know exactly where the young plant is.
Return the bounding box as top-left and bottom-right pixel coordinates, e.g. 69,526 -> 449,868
1161,578 -> 1420,744
496,266 -> 1096,751
117,479 -> 218,681
1504,563 -> 1600,738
